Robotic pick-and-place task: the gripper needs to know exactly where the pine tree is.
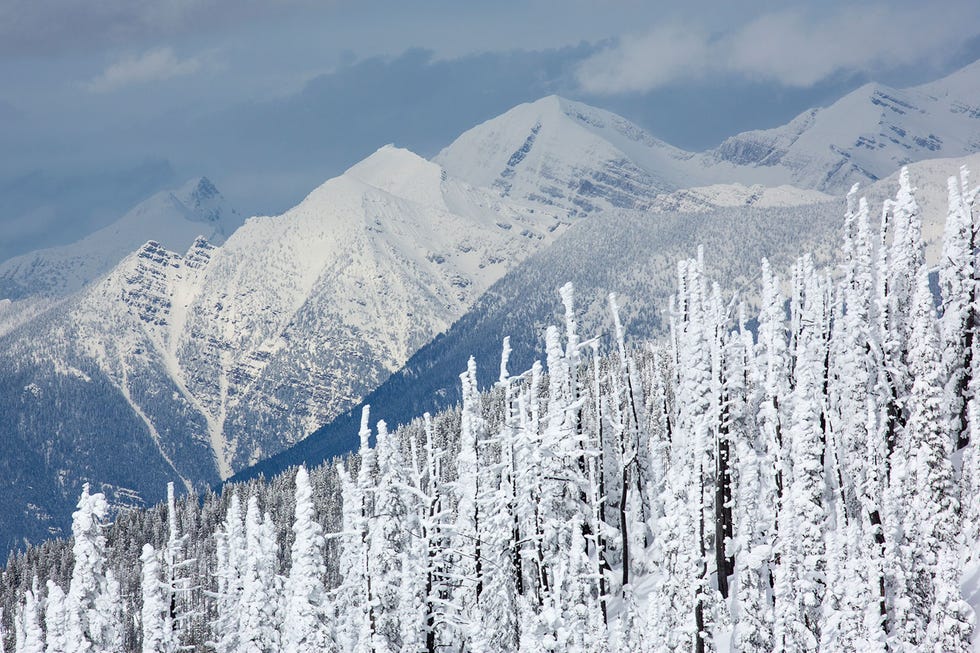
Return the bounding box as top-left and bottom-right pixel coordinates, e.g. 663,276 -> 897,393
43,581 -> 67,653
774,261 -> 827,652
923,541 -> 974,652
475,344 -> 521,652
449,357 -> 484,648
887,266 -> 960,648
162,483 -> 192,650
333,407 -> 378,653
238,497 -> 281,652
371,421 -> 408,653
140,544 -> 172,653
213,493 -> 245,653
730,311 -> 775,653
64,483 -> 121,653
940,169 -> 977,451
649,257 -> 713,652
282,466 -> 329,652
14,579 -> 43,653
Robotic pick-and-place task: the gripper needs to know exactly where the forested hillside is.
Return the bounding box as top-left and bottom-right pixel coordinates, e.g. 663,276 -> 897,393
2,167 -> 979,651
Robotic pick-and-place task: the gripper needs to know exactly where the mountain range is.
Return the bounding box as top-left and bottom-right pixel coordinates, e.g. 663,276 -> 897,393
2,58 -> 979,551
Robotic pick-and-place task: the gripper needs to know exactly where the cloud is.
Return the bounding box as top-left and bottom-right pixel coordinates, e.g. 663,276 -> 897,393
85,48 -> 202,93
576,3 -> 980,93
575,26 -> 712,95
0,0 -> 324,58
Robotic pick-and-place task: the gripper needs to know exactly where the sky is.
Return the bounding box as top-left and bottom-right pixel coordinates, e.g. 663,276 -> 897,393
1,0 -> 978,261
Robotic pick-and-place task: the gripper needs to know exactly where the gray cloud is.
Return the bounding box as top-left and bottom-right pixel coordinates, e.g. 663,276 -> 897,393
0,0 -> 327,58
577,3 -> 980,93
85,48 -> 203,93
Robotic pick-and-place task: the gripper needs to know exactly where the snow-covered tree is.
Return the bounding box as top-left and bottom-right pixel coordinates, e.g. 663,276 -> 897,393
64,483 -> 121,653
282,466 -> 329,652
43,581 -> 67,653
887,265 -> 960,649
14,579 -> 43,653
140,544 -> 172,653
238,497 -> 281,652
774,260 -> 827,652
213,493 -> 245,653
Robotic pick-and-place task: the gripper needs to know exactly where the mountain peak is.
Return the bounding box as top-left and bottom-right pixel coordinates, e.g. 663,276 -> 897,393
433,95 -> 695,215
185,176 -> 220,206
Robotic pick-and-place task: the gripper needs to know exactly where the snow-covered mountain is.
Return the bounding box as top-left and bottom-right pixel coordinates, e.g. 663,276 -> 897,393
0,177 -> 241,303
0,146 -> 566,548
434,95 -> 705,215
705,60 -> 980,191
5,60 -> 980,550
437,62 -> 980,205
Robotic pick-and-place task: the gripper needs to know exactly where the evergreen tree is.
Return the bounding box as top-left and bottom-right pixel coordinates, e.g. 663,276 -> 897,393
923,542 -> 974,652
238,497 -> 281,653
371,421 -> 408,652
887,266 -> 960,648
65,484 -> 120,653
14,579 -> 43,653
940,169 -> 977,450
140,544 -> 172,653
213,493 -> 245,653
774,261 -> 827,652
282,466 -> 329,652
449,357 -> 484,648
43,582 -> 67,653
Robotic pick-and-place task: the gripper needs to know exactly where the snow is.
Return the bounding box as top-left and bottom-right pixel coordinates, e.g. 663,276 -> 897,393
437,61 -> 980,205
39,151 -> 567,479
0,177 -> 242,302
962,554 -> 980,651
4,59 -> 980,551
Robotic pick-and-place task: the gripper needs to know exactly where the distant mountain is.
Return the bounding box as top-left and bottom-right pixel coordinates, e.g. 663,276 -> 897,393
433,95 -> 701,215
704,61 -> 980,191
0,146 -> 566,550
437,62 -> 980,204
0,177 -> 241,304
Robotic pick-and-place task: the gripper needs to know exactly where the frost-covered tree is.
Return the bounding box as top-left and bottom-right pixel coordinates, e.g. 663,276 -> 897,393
64,484 -> 121,653
213,494 -> 245,653
43,581 -> 67,653
940,167 -> 979,450
448,357 -> 484,648
370,420 -> 408,653
475,344 -> 521,652
140,544 -> 172,653
238,497 -> 280,652
923,542 -> 974,652
14,579 -> 43,653
774,260 -> 827,652
730,311 -> 775,653
887,266 -> 960,649
282,466 -> 329,652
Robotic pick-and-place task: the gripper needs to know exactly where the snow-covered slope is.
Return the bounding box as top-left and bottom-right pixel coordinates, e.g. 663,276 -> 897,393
438,62 -> 980,203
0,146 -> 567,546
0,177 -> 241,302
704,61 -> 980,192
434,96 -> 703,216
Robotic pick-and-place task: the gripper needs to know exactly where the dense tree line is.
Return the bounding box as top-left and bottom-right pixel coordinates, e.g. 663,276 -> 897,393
1,167 -> 978,651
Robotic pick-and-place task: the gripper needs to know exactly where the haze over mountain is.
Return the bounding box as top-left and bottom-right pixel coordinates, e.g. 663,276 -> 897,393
0,177 -> 240,304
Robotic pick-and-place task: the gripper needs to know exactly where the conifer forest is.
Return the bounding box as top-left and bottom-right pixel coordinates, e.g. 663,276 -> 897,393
3,167 -> 980,652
